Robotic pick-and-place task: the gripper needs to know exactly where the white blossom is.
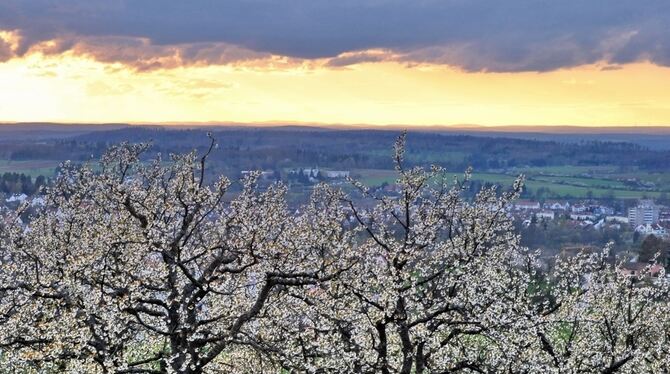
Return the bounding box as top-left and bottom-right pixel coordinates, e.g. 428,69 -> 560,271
1,135 -> 668,373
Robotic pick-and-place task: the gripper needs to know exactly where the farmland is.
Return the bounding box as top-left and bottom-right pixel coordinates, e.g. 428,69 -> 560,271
0,125 -> 669,202
354,167 -> 669,199
0,160 -> 60,178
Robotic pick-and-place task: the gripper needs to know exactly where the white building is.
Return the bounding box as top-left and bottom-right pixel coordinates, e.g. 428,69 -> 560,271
513,200 -> 541,211
594,205 -> 615,216
635,223 -> 668,238
571,204 -> 588,213
32,196 -> 46,206
321,170 -> 350,179
544,200 -> 570,211
535,210 -> 555,220
5,193 -> 28,203
628,200 -> 660,227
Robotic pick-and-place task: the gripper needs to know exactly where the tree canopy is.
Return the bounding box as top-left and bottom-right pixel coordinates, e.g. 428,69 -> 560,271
1,135 -> 669,373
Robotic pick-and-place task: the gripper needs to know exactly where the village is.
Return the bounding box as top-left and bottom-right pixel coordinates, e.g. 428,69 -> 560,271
510,198 -> 669,237
508,198 -> 670,278
2,169 -> 669,283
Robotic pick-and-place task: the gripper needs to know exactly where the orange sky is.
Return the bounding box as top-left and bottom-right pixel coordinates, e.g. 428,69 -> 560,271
2,49 -> 670,126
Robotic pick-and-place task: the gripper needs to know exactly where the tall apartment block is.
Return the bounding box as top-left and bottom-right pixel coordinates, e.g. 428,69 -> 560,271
628,200 -> 660,227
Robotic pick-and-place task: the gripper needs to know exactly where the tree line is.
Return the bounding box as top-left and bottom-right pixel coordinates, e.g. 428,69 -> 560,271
0,172 -> 47,196
5,127 -> 670,174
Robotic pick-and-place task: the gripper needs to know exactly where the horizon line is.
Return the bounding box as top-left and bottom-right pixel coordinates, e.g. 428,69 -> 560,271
2,121 -> 670,134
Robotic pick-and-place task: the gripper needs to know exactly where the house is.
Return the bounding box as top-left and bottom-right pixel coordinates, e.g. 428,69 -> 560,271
571,204 -> 587,213
579,220 -> 594,228
289,168 -> 320,178
302,168 -> 319,177
321,170 -> 350,179
593,205 -> 615,216
288,168 -> 350,180
544,200 -> 570,211
618,262 -> 665,278
535,210 -> 555,220
30,196 -> 46,207
513,200 -> 541,211
5,193 -> 28,203
634,223 -> 668,238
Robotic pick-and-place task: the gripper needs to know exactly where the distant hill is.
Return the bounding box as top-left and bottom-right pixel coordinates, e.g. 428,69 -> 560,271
3,122 -> 669,149
0,123 -> 129,141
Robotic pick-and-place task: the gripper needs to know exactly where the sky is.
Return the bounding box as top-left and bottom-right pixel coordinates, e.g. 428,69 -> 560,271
1,1 -> 670,126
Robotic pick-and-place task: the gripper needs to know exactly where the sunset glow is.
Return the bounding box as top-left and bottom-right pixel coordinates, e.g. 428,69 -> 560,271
2,50 -> 670,126
2,0 -> 670,127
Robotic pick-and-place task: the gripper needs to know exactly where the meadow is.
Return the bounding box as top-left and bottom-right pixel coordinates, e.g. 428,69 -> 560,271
0,160 -> 60,178
354,167 -> 668,199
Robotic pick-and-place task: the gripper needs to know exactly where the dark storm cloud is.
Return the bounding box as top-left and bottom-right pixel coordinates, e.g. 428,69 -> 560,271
1,0 -> 669,71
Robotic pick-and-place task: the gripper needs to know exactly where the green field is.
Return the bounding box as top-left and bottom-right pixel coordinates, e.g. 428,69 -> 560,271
466,172 -> 664,199
506,165 -> 619,176
353,167 -> 668,199
2,156 -> 669,201
0,160 -> 60,178
531,175 -> 630,189
352,169 -> 398,186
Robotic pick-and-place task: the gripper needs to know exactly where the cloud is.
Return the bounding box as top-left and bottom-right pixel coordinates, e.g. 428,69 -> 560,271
600,65 -> 623,71
325,50 -> 394,67
0,40 -> 12,62
0,30 -> 20,62
7,33 -> 273,71
1,1 -> 670,72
